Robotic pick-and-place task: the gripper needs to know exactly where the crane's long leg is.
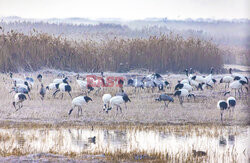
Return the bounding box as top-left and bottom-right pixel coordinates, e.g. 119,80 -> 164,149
53,89 -> 60,98
27,93 -> 31,100
167,101 -> 170,107
68,106 -> 75,116
115,106 -> 119,116
124,103 -> 127,109
68,92 -> 72,99
164,101 -> 169,110
178,96 -> 181,104
240,87 -> 243,93
220,110 -> 224,122
15,102 -> 20,111
233,107 -> 236,120
41,95 -> 44,100
120,106 -> 122,113
77,106 -> 82,117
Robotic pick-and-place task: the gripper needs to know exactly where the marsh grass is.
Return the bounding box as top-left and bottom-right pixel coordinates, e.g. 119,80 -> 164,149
0,30 -> 223,73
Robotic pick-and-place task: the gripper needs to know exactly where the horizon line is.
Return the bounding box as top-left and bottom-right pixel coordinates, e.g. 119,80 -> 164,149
1,16 -> 250,22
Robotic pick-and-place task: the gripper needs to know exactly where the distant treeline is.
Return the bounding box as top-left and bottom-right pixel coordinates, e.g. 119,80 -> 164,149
0,30 -> 223,73
0,20 -> 249,47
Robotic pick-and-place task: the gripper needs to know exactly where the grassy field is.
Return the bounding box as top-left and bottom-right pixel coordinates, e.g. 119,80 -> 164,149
0,71 -> 249,127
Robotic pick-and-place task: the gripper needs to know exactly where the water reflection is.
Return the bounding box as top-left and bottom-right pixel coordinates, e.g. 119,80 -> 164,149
219,127 -> 237,147
16,133 -> 25,148
68,129 -> 90,148
0,125 -> 248,162
219,136 -> 227,146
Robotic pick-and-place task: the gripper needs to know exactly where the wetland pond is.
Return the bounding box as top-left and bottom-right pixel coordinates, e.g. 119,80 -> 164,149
0,125 -> 249,162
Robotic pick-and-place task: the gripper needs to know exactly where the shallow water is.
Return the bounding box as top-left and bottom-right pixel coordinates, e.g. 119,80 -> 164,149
0,125 -> 249,162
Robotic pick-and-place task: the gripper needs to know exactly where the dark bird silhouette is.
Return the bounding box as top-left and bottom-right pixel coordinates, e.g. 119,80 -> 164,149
155,93 -> 174,108
192,150 -> 207,157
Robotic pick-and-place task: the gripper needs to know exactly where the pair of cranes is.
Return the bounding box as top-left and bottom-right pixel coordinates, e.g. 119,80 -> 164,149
68,91 -> 131,117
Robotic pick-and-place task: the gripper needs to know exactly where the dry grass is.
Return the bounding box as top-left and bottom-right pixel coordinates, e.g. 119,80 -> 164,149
220,45 -> 250,66
0,150 -> 209,162
0,30 -> 223,73
0,72 -> 249,127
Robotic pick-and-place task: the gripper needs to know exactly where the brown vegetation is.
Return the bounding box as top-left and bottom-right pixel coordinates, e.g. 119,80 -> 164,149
220,45 -> 250,66
0,29 -> 223,73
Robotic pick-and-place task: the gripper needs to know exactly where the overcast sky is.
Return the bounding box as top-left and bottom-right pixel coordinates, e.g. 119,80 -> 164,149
0,0 -> 249,20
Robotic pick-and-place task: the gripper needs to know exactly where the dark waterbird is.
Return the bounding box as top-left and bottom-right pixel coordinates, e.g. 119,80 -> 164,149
155,93 -> 174,108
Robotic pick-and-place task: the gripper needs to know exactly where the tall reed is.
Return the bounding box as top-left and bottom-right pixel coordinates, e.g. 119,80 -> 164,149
0,30 -> 223,73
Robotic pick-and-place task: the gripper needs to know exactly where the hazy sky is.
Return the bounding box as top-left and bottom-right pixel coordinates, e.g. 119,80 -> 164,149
0,0 -> 249,20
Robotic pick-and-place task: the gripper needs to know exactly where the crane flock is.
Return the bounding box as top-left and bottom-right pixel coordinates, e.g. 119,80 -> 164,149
6,67 -> 248,123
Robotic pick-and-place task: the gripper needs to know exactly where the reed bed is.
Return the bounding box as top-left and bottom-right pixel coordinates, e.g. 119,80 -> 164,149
0,29 -> 223,73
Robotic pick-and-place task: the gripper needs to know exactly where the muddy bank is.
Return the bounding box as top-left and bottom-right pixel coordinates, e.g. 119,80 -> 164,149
0,118 -> 249,129
0,153 -> 106,163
